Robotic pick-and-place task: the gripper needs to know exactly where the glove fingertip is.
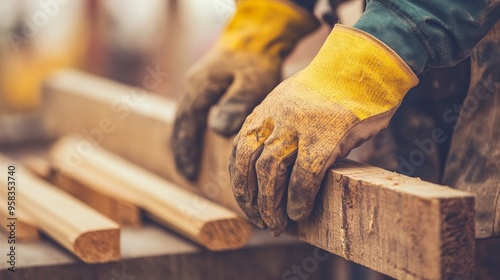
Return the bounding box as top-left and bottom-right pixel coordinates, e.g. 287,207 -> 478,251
172,142 -> 200,182
268,219 -> 288,237
250,217 -> 267,229
270,229 -> 282,237
287,204 -> 314,222
181,163 -> 199,181
208,110 -> 247,137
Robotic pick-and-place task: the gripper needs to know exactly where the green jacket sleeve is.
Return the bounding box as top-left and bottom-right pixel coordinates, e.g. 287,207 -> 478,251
290,0 -> 317,12
354,0 -> 499,74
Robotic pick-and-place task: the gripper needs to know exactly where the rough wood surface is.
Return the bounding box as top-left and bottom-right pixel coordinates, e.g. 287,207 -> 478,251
21,154 -> 142,226
42,69 -> 476,279
50,135 -> 252,251
288,160 -> 475,280
0,154 -> 120,263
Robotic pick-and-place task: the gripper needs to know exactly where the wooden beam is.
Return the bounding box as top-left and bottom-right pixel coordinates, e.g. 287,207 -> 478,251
41,69 -> 476,279
49,135 -> 252,251
287,160 -> 475,279
0,154 -> 120,263
41,69 -> 240,213
20,155 -> 142,226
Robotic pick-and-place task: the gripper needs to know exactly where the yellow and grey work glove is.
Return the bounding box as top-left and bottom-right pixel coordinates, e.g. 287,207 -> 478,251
171,0 -> 318,180
230,25 -> 419,236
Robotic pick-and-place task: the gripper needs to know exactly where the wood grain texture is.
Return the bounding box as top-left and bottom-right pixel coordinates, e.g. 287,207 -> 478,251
41,69 -> 240,214
0,154 -> 120,263
42,69 -> 476,279
49,135 -> 252,251
21,155 -> 142,226
287,160 -> 475,279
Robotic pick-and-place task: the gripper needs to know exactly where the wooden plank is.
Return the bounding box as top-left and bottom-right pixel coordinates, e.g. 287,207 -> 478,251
287,160 -> 475,279
0,154 -> 120,263
20,155 -> 142,226
41,69 -> 476,279
41,69 -> 240,213
49,135 -> 252,251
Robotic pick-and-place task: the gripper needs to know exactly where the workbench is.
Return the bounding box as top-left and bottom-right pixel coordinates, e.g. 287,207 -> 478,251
0,224 -> 329,280
0,143 -> 333,280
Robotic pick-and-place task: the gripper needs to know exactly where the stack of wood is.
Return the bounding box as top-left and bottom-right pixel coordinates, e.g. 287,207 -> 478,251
0,137 -> 252,263
0,69 -> 481,279
0,154 -> 120,263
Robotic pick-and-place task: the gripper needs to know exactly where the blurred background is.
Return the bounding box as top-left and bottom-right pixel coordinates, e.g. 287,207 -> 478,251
0,0 -> 369,155
0,1 -> 397,279
0,0 -> 363,113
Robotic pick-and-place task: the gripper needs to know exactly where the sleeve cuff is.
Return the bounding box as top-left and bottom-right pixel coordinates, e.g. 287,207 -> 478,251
353,1 -> 429,75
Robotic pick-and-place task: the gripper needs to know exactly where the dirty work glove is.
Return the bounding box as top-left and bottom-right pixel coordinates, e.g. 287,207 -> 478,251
172,0 -> 318,180
230,25 -> 418,236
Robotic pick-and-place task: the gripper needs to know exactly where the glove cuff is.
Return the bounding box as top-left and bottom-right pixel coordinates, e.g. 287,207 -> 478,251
295,25 -> 419,120
217,0 -> 319,58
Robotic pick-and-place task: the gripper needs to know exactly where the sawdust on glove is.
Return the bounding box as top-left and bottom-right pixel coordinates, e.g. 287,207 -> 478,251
172,0 -> 318,180
230,25 -> 419,236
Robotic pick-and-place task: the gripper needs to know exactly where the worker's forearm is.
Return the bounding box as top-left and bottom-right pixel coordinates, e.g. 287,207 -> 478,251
354,0 -> 499,74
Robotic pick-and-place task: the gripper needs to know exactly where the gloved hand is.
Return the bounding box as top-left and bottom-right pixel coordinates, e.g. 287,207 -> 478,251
172,0 -> 318,180
230,25 -> 419,236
